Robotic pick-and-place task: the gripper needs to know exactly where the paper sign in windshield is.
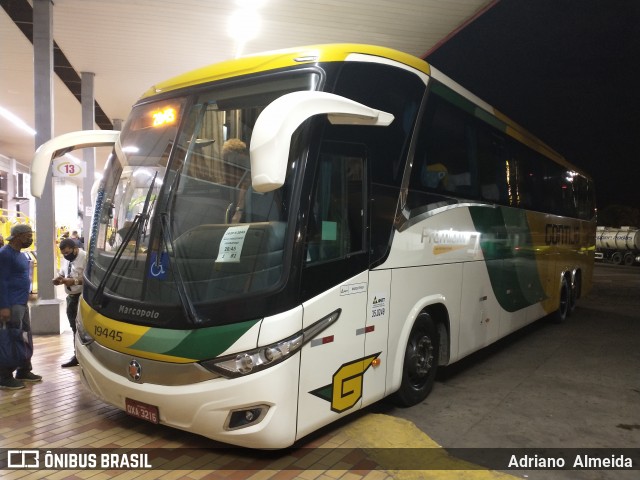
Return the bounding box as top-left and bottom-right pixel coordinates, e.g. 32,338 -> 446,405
216,225 -> 249,263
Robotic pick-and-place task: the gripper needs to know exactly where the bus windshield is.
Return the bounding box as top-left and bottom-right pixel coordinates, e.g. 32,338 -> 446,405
88,73 -> 318,325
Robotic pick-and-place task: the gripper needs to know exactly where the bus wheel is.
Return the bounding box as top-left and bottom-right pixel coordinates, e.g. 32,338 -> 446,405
392,313 -> 439,407
552,275 -> 571,323
623,253 -> 635,266
568,275 -> 579,316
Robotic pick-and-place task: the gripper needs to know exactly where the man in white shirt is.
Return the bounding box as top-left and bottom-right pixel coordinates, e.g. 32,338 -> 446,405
53,238 -> 86,368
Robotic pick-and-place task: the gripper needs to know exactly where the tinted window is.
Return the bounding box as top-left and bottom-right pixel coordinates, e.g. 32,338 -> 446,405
407,81 -> 594,220
305,142 -> 365,265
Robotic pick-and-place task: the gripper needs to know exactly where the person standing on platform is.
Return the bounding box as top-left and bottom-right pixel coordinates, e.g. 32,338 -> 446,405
0,224 -> 42,390
53,238 -> 86,368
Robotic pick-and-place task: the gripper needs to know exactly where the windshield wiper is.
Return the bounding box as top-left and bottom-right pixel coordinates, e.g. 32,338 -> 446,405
92,212 -> 141,307
134,171 -> 158,262
93,174 -> 158,308
152,163 -> 204,324
158,212 -> 203,324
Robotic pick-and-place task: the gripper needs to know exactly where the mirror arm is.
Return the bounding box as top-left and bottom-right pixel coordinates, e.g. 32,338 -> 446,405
249,91 -> 394,193
31,130 -> 120,198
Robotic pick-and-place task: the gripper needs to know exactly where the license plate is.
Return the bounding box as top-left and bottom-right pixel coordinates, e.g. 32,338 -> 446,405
125,398 -> 159,424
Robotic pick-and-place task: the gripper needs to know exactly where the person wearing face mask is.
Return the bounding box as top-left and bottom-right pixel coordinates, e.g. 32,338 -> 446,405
53,238 -> 86,368
0,224 -> 42,389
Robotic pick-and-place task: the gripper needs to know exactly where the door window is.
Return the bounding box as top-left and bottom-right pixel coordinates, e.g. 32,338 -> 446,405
305,142 -> 365,265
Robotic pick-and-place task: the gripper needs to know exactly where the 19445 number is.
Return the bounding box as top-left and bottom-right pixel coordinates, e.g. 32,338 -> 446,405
94,325 -> 123,342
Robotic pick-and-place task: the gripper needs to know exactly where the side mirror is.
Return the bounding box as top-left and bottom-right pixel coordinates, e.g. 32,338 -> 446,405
249,91 -> 394,193
31,130 -> 120,198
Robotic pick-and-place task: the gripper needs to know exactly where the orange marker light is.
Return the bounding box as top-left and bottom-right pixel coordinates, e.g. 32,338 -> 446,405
372,358 -> 381,367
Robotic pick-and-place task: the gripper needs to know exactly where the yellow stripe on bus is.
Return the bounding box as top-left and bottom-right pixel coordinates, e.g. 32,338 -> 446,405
79,299 -> 196,363
140,44 -> 430,99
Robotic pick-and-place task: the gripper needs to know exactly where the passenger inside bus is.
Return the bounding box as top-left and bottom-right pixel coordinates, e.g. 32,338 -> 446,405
421,162 -> 449,190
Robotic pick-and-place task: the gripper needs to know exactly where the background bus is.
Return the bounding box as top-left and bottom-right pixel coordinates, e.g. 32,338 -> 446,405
31,44 -> 596,448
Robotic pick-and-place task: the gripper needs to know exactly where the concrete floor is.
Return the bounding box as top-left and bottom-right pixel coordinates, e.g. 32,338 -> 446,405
375,262 -> 640,479
6,263 -> 636,480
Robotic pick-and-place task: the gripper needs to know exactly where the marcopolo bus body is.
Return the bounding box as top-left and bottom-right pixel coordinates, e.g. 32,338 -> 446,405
31,44 -> 596,448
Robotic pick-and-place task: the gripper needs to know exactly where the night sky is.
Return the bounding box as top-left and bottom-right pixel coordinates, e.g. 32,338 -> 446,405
425,0 -> 640,211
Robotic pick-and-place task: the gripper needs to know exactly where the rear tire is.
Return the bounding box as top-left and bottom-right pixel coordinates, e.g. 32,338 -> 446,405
623,253 -> 635,266
611,252 -> 623,265
552,275 -> 571,323
392,313 -> 439,407
568,275 -> 579,316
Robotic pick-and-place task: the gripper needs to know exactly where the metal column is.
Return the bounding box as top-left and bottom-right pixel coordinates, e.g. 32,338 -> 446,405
81,72 -> 95,241
30,0 -> 63,333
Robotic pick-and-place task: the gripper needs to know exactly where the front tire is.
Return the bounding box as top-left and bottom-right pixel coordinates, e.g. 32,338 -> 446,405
392,313 -> 439,407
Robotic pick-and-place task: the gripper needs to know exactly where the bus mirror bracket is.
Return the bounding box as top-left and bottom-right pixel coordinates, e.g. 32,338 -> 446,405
250,91 -> 394,193
31,129 -> 120,198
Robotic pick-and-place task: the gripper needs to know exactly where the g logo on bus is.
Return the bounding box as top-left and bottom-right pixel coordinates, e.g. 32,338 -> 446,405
128,360 -> 142,382
310,353 -> 380,413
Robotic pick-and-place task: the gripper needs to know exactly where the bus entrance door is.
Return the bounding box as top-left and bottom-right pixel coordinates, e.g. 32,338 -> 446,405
362,269 -> 391,404
296,271 -> 369,441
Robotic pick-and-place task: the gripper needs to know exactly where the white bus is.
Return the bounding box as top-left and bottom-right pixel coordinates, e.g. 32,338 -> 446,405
32,44 -> 596,448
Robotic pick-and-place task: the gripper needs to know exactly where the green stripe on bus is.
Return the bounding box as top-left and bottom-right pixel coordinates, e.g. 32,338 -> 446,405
431,82 -> 507,132
469,206 -> 547,312
130,318 -> 260,360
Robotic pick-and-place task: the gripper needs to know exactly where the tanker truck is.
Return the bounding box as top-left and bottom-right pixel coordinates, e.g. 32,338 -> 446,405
595,226 -> 640,265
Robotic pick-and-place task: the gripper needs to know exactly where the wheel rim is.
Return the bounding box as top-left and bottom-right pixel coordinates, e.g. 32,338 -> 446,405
407,331 -> 434,388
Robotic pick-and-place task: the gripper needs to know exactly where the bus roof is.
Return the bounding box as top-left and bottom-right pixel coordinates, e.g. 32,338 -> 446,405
139,43 -> 588,179
140,44 -> 431,99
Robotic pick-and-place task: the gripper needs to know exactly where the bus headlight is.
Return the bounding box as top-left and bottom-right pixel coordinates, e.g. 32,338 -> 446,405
76,316 -> 95,346
202,309 -> 341,378
208,332 -> 304,378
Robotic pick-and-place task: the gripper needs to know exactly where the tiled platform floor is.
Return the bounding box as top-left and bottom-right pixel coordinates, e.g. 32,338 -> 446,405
1,332 -> 395,480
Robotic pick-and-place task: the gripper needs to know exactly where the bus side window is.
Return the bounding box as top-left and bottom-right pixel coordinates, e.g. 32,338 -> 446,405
407,89 -> 477,211
476,127 -> 509,205
305,144 -> 365,265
